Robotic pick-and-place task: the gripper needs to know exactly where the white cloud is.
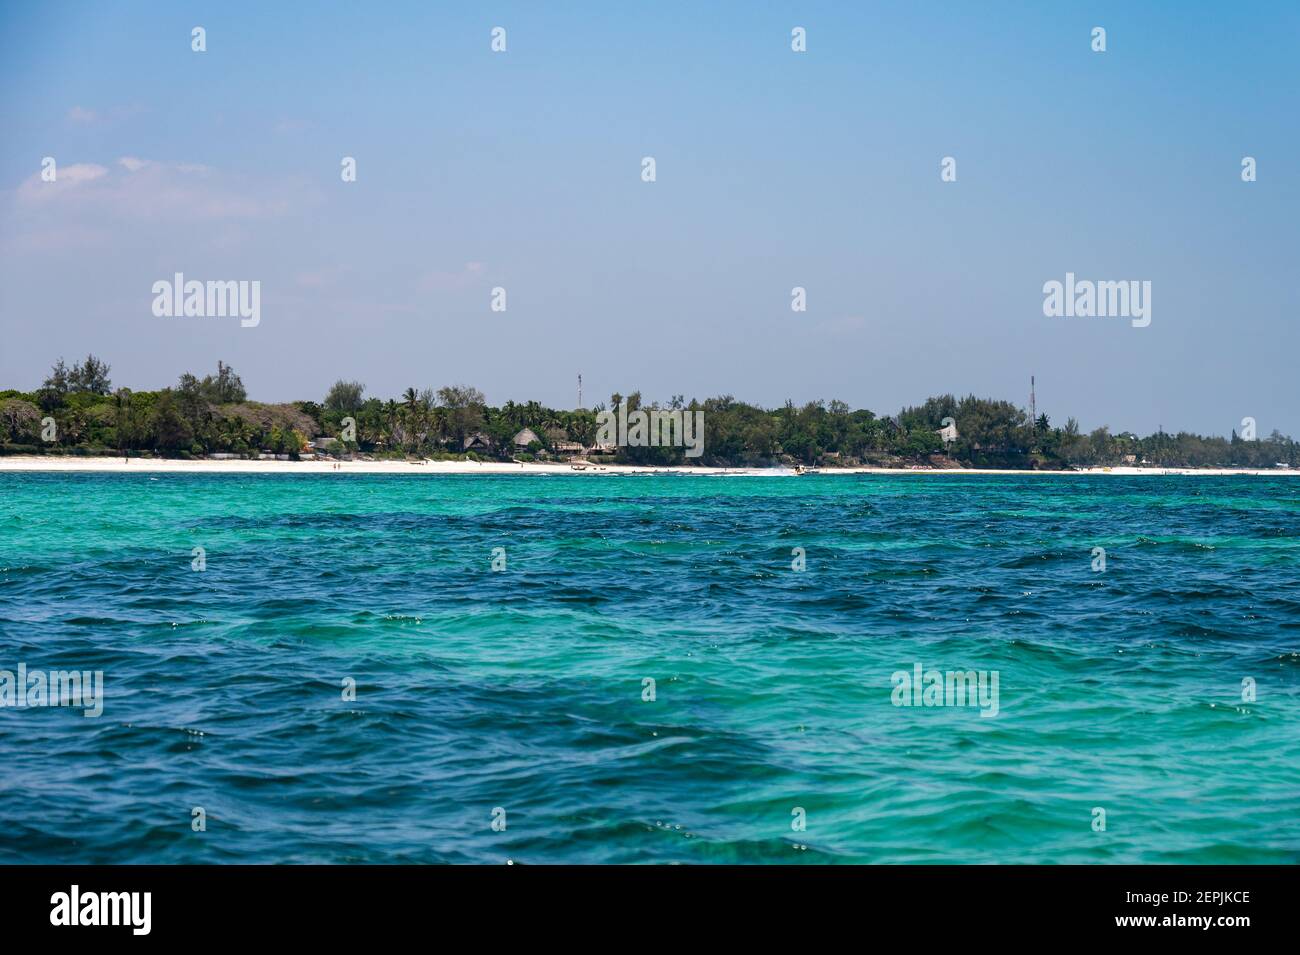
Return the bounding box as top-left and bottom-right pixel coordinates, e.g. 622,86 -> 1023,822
296,265 -> 352,288
416,262 -> 491,292
12,157 -> 280,220
4,158 -> 296,253
15,163 -> 108,201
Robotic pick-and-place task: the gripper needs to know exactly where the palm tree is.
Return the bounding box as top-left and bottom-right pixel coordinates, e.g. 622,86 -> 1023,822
219,415 -> 248,452
114,388 -> 132,461
382,399 -> 399,449
401,388 -> 422,453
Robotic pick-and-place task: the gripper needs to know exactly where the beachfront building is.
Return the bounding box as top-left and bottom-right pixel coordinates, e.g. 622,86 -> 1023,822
512,427 -> 542,448
463,432 -> 493,452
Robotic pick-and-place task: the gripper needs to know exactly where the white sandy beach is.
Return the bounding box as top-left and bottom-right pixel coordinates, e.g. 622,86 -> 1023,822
0,455 -> 1295,477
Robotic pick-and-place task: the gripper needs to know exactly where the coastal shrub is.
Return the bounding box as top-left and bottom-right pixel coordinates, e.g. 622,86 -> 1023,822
0,398 -> 41,443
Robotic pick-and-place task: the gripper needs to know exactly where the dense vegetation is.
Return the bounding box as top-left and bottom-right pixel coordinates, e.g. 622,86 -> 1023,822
2,355 -> 1296,469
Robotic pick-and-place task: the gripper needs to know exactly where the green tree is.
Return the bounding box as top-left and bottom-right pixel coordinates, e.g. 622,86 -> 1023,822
324,379 -> 366,413
0,398 -> 41,443
149,391 -> 192,451
69,354 -> 112,395
201,361 -> 246,403
438,384 -> 486,451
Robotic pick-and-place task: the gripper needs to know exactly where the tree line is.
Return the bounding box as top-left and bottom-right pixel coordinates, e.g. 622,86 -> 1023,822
1,355 -> 1296,469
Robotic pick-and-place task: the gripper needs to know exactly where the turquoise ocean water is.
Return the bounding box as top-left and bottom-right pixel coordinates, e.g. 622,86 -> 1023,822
0,472 -> 1297,864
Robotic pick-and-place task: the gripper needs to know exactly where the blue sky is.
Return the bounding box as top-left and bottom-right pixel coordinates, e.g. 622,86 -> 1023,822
1,1 -> 1297,434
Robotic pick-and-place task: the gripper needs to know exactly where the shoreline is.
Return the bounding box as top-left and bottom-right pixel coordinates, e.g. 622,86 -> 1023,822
0,455 -> 1296,477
